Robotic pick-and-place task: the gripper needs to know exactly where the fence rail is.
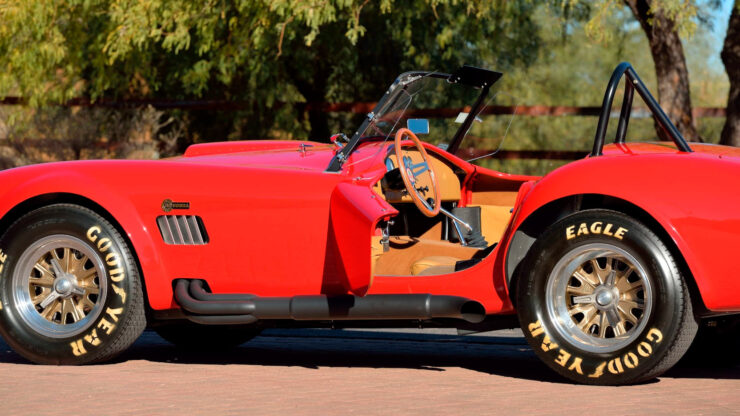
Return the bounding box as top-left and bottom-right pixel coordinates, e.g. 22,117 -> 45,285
1,97 -> 725,161
0,97 -> 727,118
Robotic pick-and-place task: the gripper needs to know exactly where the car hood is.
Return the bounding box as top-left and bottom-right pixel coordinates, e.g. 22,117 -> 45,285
171,140 -> 337,171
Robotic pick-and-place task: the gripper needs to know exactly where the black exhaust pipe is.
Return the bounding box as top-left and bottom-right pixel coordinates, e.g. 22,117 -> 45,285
175,279 -> 485,324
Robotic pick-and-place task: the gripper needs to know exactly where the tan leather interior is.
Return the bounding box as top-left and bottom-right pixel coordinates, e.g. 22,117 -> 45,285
468,204 -> 513,243
370,235 -> 384,278
368,160 -> 526,279
373,236 -> 480,276
411,256 -> 459,276
470,191 -> 519,206
379,150 -> 461,202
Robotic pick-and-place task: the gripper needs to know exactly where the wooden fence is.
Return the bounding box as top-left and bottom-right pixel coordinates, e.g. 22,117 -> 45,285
1,97 -> 726,160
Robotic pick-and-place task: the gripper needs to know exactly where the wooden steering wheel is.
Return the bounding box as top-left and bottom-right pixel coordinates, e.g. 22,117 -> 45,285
394,128 -> 441,217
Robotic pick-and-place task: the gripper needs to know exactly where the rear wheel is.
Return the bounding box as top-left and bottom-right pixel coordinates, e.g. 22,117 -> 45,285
155,323 -> 260,350
516,209 -> 698,385
0,204 -> 146,364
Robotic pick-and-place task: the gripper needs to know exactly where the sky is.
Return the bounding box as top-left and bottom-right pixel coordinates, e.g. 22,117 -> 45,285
705,0 -> 734,67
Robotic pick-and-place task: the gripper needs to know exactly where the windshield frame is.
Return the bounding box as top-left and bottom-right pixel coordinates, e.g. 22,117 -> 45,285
324,65 -> 503,172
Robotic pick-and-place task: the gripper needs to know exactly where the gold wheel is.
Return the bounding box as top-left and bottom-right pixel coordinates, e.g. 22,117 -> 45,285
545,243 -> 653,353
13,235 -> 107,338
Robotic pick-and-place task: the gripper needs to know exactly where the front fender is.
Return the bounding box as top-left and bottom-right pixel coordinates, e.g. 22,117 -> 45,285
0,163 -> 168,309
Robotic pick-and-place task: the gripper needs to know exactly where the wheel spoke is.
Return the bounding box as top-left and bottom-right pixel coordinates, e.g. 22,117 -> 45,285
592,258 -> 614,284
34,261 -> 54,278
78,267 -> 98,285
566,282 -> 594,297
40,298 -> 62,320
569,303 -> 596,317
573,268 -> 599,288
615,270 -> 641,293
29,272 -> 55,287
598,312 -> 609,338
61,298 -> 83,323
620,287 -> 644,302
618,298 -> 644,310
84,286 -> 100,295
617,299 -> 644,325
64,248 -> 71,273
617,304 -> 640,326
67,253 -> 89,277
80,297 -> 96,312
577,307 -> 601,332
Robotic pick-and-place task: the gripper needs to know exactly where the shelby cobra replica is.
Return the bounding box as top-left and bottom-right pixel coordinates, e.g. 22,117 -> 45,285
0,62 -> 737,385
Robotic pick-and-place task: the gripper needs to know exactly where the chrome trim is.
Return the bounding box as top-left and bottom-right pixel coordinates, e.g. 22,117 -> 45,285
157,215 -> 208,245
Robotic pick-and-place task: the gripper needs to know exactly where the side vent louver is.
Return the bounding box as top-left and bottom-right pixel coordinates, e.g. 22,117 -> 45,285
156,215 -> 209,245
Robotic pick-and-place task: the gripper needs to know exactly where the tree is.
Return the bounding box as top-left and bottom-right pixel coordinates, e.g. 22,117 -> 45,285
0,0 -> 542,145
720,1 -> 740,146
622,0 -> 702,142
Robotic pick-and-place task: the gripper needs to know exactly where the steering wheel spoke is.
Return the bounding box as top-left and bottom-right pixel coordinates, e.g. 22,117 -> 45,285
394,128 -> 441,217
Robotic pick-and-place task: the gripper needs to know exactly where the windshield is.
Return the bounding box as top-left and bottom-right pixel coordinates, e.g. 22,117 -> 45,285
340,71 -> 506,168
327,66 -> 505,171
359,74 -> 481,147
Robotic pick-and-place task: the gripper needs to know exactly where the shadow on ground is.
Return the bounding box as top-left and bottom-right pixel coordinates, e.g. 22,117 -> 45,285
0,328 -> 738,383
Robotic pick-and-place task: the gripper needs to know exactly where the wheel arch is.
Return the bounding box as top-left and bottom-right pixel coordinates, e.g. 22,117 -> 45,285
0,192 -> 154,317
505,193 -> 707,315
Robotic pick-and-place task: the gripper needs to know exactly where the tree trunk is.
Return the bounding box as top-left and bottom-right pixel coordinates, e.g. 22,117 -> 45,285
720,3 -> 740,147
624,0 -> 702,142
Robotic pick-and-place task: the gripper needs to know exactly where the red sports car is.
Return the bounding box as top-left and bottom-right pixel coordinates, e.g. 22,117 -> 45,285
0,63 -> 736,385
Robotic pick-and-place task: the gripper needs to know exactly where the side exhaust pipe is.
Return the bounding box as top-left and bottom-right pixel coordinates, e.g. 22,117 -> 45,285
175,279 -> 486,324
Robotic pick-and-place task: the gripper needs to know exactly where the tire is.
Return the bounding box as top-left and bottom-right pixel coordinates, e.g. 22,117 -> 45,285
0,204 -> 146,364
516,209 -> 698,385
155,323 -> 260,350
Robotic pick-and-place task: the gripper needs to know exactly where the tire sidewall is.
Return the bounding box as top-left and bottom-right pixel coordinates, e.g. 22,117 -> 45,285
517,209 -> 685,384
0,205 -> 139,364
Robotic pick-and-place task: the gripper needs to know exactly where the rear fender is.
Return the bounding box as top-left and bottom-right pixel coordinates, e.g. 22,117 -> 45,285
504,154 -> 740,312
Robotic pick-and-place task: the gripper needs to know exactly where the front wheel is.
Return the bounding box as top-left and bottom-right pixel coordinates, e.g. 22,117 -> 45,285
0,204 -> 146,364
516,209 -> 698,385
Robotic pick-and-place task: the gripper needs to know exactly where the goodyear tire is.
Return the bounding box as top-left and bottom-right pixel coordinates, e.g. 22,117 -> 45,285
516,209 -> 698,385
0,204 -> 146,364
155,323 -> 261,350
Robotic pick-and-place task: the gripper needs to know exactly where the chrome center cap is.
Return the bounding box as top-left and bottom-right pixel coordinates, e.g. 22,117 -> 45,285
596,290 -> 614,306
54,278 -> 73,296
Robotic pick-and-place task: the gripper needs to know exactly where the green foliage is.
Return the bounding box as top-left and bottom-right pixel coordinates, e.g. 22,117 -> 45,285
460,4 -> 728,175
0,0 -> 729,176
579,0 -> 699,45
0,0 -> 543,142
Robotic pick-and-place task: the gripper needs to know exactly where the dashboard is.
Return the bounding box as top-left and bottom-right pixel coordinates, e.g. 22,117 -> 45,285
372,149 -> 462,203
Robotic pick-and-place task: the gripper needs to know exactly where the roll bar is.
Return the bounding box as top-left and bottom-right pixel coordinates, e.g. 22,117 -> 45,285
591,62 -> 692,156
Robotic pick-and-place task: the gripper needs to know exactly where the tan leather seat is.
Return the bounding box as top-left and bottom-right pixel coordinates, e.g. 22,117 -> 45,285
411,256 -> 460,276
468,204 -> 513,243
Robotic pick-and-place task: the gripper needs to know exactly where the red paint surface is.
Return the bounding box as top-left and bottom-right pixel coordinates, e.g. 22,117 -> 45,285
0,139 -> 737,313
